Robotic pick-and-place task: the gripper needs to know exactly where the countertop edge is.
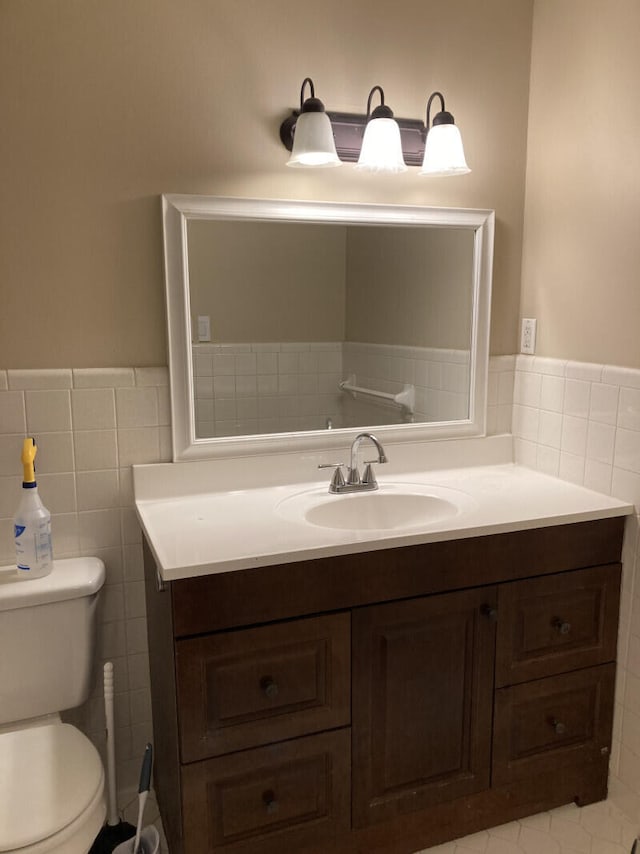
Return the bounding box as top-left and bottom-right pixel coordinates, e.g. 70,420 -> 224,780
149,503 -> 633,583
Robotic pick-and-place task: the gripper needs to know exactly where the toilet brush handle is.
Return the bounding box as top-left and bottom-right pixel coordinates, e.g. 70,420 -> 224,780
133,743 -> 153,854
103,662 -> 119,827
132,792 -> 148,854
138,743 -> 153,794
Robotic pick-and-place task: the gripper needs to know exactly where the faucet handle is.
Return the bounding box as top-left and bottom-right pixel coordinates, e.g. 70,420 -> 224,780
318,463 -> 346,492
361,463 -> 377,486
362,457 -> 387,487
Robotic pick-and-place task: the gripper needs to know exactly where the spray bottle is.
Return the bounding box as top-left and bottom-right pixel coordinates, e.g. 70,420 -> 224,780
14,437 -> 53,578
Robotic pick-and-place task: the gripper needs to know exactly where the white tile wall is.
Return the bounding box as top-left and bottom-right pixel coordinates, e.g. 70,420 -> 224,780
0,366 -> 171,798
511,356 -> 640,505
342,342 -> 470,426
486,355 -> 516,435
192,342 -> 343,435
192,341 -> 473,437
508,354 -> 640,824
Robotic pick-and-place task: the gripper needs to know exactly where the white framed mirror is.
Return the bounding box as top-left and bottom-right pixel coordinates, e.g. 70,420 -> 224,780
162,195 -> 494,461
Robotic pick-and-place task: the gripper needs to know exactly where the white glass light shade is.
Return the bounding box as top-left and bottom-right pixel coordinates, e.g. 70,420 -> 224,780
419,123 -> 470,177
355,118 -> 408,174
286,111 -> 341,168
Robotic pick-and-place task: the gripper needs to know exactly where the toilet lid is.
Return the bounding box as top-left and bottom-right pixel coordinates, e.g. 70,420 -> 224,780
0,723 -> 104,851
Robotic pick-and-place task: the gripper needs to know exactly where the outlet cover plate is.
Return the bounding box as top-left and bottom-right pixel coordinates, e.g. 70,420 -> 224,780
521,318 -> 536,355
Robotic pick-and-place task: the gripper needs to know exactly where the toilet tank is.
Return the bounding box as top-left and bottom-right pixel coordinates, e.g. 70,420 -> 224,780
0,557 -> 105,726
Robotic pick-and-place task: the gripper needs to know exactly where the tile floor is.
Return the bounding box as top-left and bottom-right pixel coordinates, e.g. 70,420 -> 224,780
416,800 -> 638,854
124,796 -> 638,853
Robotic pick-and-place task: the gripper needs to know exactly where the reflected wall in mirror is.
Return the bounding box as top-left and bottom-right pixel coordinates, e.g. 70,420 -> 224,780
162,196 -> 494,461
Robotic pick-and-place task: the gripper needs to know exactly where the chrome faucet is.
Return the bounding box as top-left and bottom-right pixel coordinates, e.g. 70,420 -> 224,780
319,432 -> 388,494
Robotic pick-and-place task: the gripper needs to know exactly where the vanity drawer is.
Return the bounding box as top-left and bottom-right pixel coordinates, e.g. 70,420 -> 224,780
495,564 -> 620,687
492,663 -> 614,786
181,728 -> 351,854
175,612 -> 351,762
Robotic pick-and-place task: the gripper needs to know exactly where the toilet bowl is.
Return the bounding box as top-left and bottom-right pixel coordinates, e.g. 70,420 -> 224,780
0,558 -> 106,854
0,719 -> 106,854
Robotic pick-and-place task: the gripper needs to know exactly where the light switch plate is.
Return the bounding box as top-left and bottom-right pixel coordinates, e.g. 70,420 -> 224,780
197,315 -> 211,342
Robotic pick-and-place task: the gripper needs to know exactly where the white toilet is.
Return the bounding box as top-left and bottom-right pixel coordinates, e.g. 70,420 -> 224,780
0,557 -> 107,854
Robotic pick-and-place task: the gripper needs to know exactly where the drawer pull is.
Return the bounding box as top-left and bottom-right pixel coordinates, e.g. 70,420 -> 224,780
549,717 -> 567,735
260,676 -> 279,700
481,604 -> 498,622
553,619 -> 572,635
262,789 -> 279,814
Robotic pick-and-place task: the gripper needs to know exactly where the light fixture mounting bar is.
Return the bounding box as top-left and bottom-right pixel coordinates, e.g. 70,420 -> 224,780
280,111 -> 428,166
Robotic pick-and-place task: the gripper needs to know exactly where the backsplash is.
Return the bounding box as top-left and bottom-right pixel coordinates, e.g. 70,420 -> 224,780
508,354 -> 640,821
0,366 -> 171,796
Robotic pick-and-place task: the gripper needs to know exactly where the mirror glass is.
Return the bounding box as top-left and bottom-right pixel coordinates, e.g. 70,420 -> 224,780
162,196 -> 494,461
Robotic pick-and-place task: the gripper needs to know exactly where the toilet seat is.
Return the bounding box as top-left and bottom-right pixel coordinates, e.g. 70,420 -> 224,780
0,722 -> 105,853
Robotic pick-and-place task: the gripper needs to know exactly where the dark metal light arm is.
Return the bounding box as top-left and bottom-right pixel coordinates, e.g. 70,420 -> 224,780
365,85 -> 395,121
297,77 -> 326,114
426,91 -> 456,129
300,77 -> 315,105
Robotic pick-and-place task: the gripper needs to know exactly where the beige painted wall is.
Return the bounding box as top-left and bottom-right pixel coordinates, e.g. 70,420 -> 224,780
521,0 -> 640,369
188,221 -> 346,342
0,0 -> 532,369
345,227 -> 473,349
188,221 -> 473,349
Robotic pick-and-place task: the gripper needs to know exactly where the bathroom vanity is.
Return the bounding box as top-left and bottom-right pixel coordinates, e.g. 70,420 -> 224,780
144,196 -> 632,852
138,461 -> 630,854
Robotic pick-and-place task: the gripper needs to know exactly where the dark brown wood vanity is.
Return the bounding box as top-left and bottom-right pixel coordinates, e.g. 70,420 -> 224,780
143,515 -> 624,854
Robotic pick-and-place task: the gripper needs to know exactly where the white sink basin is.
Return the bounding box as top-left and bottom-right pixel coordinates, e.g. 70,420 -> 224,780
305,493 -> 458,530
276,482 -> 476,532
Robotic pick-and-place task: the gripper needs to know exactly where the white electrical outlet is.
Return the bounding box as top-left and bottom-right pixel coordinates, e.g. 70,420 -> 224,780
197,315 -> 211,342
520,318 -> 537,355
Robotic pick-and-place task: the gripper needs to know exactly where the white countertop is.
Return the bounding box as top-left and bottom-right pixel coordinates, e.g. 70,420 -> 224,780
134,440 -> 632,582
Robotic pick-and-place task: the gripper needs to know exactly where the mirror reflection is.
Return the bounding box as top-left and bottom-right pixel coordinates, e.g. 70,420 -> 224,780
187,220 -> 475,439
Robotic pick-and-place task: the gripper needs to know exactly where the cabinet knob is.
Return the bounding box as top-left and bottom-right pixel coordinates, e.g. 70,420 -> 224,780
553,618 -> 572,635
550,717 -> 567,735
481,604 -> 498,622
260,676 -> 279,699
262,789 -> 278,814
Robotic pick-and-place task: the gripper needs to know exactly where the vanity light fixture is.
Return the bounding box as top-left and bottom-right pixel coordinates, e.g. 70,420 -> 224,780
419,91 -> 470,177
285,78 -> 341,168
355,86 -> 407,174
279,78 -> 471,176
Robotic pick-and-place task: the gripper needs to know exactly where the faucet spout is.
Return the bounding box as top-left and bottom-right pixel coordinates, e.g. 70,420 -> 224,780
348,432 -> 387,485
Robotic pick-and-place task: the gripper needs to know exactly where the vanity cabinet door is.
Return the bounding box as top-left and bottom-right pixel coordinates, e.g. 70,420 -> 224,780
352,587 -> 497,828
495,564 -> 621,688
176,613 -> 350,762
